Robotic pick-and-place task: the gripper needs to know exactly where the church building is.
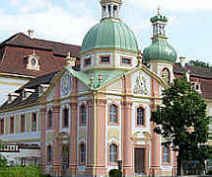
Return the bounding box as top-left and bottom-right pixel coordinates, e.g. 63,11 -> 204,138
0,0 -> 211,176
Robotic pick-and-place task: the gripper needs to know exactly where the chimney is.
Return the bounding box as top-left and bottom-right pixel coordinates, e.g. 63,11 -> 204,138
27,29 -> 34,38
179,56 -> 186,67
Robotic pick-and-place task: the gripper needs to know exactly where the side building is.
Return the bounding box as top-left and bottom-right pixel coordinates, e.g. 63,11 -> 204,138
0,32 -> 80,104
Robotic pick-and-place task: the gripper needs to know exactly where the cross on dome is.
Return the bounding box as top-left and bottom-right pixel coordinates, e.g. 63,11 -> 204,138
157,6 -> 161,15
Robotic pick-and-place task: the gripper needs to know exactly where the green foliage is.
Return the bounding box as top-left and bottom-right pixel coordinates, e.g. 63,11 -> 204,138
0,166 -> 41,177
189,60 -> 212,70
151,76 -> 210,174
109,169 -> 122,177
207,169 -> 212,175
0,155 -> 7,167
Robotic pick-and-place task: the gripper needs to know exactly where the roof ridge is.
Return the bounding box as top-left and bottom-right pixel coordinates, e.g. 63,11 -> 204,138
0,32 -> 29,46
33,38 -> 81,47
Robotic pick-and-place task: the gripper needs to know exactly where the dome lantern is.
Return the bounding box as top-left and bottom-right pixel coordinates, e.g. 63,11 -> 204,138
100,0 -> 122,21
151,7 -> 168,41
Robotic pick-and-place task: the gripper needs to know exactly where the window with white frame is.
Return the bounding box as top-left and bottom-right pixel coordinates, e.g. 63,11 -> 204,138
80,143 -> 86,164
109,144 -> 118,163
109,104 -> 118,123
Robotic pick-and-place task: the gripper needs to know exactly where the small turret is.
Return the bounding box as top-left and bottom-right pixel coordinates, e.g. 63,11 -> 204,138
143,8 -> 177,63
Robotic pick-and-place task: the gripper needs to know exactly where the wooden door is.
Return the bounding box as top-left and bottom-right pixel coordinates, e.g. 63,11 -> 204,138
134,148 -> 145,174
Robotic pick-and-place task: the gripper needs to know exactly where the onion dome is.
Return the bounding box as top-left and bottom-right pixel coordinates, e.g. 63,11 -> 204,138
80,0 -> 138,54
143,8 -> 177,63
143,39 -> 177,63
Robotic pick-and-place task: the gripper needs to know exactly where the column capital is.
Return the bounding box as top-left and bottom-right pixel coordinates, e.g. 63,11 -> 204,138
40,107 -> 47,113
96,99 -> 107,106
121,100 -> 132,107
70,102 -> 77,108
52,104 -> 60,112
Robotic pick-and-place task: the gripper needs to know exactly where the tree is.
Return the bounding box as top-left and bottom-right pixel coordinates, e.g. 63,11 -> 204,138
189,60 -> 212,70
151,76 -> 210,175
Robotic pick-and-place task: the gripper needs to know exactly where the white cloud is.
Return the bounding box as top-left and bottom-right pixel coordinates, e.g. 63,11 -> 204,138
9,0 -> 51,13
0,1 -> 97,45
128,0 -> 212,11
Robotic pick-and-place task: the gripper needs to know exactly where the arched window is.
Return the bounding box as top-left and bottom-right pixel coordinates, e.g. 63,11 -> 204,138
48,110 -> 52,129
80,143 -> 86,164
80,105 -> 86,124
161,68 -> 170,83
162,146 -> 170,163
110,104 -> 118,123
137,107 -> 144,126
47,145 -> 52,163
63,108 -> 69,128
109,144 -> 118,163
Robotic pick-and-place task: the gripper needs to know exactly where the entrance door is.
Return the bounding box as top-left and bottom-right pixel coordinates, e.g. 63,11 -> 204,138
62,144 -> 69,170
134,148 -> 145,174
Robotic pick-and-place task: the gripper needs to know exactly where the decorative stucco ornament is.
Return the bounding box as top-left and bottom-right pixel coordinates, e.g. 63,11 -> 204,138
134,72 -> 148,95
61,73 -> 72,96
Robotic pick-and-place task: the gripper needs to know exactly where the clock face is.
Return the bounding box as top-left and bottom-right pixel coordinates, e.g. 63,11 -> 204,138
61,73 -> 72,96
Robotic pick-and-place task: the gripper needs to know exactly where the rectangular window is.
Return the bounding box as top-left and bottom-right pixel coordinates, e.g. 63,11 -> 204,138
63,108 -> 69,128
162,146 -> 170,163
32,113 -> 37,132
84,58 -> 91,67
0,119 -> 4,135
10,117 -> 14,134
137,107 -> 145,126
100,56 -> 110,63
121,57 -> 132,65
20,115 -> 25,132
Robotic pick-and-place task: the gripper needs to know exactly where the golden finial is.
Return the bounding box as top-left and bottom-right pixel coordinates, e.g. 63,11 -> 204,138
136,50 -> 143,67
65,52 -> 76,67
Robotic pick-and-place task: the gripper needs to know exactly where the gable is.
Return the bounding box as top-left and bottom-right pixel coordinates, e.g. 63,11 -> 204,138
131,70 -> 152,97
106,79 -> 122,94
78,80 -> 90,93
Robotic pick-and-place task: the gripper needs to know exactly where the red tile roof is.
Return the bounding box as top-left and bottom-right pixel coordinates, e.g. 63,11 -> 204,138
0,33 -> 81,77
174,63 -> 212,99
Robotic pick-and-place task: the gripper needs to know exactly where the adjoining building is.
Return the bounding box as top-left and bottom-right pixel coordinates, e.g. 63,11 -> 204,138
0,0 -> 211,176
0,31 -> 80,104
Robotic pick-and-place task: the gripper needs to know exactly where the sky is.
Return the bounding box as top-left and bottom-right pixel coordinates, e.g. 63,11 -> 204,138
0,0 -> 211,64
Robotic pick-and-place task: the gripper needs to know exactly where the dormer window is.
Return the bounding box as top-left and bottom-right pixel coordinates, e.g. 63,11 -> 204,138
191,82 -> 201,93
100,56 -> 110,64
8,92 -> 20,104
23,88 -> 35,100
26,50 -> 40,71
39,84 -> 49,96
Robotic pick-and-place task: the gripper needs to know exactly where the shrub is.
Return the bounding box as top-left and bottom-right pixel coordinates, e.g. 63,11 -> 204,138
40,174 -> 51,177
109,169 -> 122,177
207,169 -> 212,175
0,165 -> 41,177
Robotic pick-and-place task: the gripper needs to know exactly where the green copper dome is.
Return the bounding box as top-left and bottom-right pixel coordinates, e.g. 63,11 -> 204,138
151,14 -> 168,23
143,39 -> 177,63
81,20 -> 138,53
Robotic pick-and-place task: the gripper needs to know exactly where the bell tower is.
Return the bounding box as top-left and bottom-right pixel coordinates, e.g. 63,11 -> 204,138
100,0 -> 122,20
143,8 -> 177,84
